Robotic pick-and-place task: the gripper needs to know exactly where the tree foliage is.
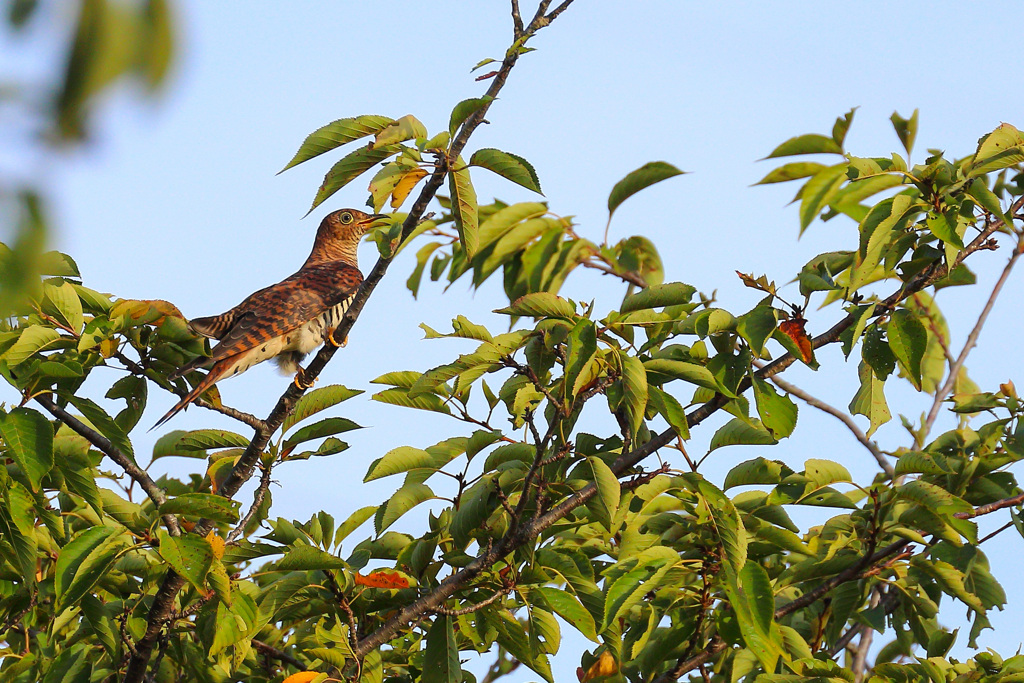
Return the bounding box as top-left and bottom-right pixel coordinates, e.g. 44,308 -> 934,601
2,3 -> 1024,683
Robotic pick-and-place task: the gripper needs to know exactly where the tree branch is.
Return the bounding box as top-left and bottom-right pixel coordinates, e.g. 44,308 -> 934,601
35,395 -> 180,536
954,491 -> 1024,519
123,8 -> 573,681
765,372 -> 894,478
923,238 -> 1022,436
252,638 -> 305,671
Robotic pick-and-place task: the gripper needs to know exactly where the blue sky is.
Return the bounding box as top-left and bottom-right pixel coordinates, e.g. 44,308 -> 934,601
7,1 -> 1024,679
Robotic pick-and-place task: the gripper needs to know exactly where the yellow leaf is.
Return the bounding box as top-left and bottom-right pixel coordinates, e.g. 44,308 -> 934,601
99,338 -> 118,358
580,651 -> 618,682
391,168 -> 428,208
205,531 -> 225,559
282,673 -> 322,683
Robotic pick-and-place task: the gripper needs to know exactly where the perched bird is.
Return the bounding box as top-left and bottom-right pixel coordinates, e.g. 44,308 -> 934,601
154,208 -> 388,428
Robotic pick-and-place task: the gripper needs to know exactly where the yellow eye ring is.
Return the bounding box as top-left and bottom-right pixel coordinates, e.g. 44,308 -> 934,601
340,212 -> 354,224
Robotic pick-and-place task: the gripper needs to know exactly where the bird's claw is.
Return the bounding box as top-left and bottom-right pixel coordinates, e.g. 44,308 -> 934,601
294,368 -> 317,390
327,329 -> 348,348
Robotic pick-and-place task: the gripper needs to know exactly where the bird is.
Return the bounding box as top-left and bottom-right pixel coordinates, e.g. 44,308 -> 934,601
153,208 -> 388,428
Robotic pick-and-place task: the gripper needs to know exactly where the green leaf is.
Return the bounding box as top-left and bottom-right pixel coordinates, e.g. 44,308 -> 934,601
736,306 -> 777,355
470,148 -> 543,195
365,446 -> 435,482
888,309 -> 926,390
282,384 -> 363,433
55,526 -> 125,611
690,476 -> 747,573
799,163 -> 847,233
449,155 -> 479,257
723,457 -> 785,489
277,544 -> 348,570
449,96 -> 493,136
538,587 -> 598,642
309,144 -> 400,214
647,386 -> 689,440
159,493 -> 240,523
372,388 -> 452,414
890,109 -> 918,155
708,418 -> 776,452
44,281 -> 84,333
67,396 -> 133,458
156,528 -> 213,592
375,483 -> 434,533
423,615 -> 463,683
334,506 -> 376,547
177,429 -> 249,451
0,407 -> 53,491
754,161 -> 827,185
849,361 -> 891,437
720,560 -> 783,672
642,359 -> 720,392
619,353 -> 648,438
283,417 -> 361,452
832,108 -> 856,147
752,377 -> 797,439
279,114 -> 393,172
620,282 -> 696,313
3,325 -> 62,366
588,456 -> 621,531
373,114 -> 427,147
607,161 -> 685,217
495,292 -> 575,319
970,123 -> 1024,177
764,133 -> 843,159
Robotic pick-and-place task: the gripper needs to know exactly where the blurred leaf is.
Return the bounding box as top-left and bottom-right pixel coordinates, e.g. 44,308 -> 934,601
0,407 -> 53,491
280,114 -> 393,172
607,161 -> 685,217
55,526 -> 125,611
177,429 -> 249,451
309,144 -> 400,214
470,148 -> 543,194
891,109 -> 918,155
755,162 -> 826,185
422,615 -> 462,683
3,325 -> 62,366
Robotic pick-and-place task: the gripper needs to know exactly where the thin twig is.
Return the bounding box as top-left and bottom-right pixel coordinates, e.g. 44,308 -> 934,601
227,461 -> 273,542
954,491 -> 1024,519
429,585 -> 513,616
252,638 -> 305,671
581,258 -> 649,289
34,395 -> 181,536
923,241 -> 1022,436
766,372 -> 894,478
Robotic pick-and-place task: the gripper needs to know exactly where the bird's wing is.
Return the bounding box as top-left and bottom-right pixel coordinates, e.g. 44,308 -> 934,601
206,263 -> 364,363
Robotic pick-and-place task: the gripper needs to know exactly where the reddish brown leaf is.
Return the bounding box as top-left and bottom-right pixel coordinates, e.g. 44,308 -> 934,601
355,570 -> 410,589
779,316 -> 813,362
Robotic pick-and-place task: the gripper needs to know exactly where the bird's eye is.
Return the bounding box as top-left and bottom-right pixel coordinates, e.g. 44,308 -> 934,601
340,212 -> 354,224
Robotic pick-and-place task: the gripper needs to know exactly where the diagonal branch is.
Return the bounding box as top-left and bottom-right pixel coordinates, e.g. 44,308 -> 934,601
35,395 -> 180,536
122,9 -> 571,683
923,239 -> 1023,436
765,372 -> 894,478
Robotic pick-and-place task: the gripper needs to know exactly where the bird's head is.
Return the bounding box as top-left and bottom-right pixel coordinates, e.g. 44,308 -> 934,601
306,208 -> 390,268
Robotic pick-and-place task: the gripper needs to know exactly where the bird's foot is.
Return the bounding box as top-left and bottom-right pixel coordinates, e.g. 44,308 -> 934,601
327,328 -> 348,348
293,367 -> 317,390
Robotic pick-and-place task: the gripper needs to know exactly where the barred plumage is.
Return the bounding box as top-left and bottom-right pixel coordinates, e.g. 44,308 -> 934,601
154,209 -> 387,428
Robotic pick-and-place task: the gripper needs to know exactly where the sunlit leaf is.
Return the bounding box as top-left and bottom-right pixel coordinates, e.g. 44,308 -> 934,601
607,161 -> 685,217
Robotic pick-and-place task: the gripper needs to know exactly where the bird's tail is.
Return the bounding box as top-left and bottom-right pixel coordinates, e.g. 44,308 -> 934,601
152,362 -> 227,430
